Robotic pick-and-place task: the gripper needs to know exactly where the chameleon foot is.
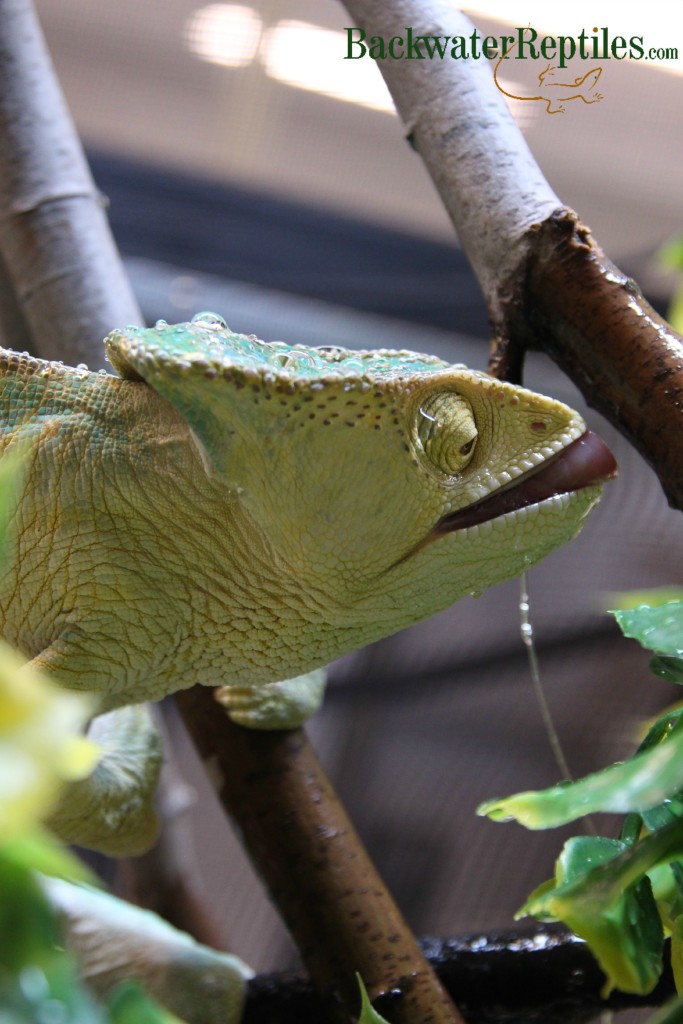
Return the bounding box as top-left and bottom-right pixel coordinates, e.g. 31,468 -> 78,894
216,668 -> 327,730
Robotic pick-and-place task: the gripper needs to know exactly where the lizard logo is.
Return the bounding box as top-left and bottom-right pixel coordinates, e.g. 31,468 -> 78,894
494,32 -> 604,115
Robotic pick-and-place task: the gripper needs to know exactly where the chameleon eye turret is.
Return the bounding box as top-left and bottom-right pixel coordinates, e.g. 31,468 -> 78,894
416,392 -> 478,476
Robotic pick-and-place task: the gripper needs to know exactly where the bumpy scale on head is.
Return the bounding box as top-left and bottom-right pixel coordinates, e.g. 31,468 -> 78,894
104,315 -> 611,668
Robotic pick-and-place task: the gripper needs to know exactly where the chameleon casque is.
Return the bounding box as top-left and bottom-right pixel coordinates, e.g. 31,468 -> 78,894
0,313 -> 616,852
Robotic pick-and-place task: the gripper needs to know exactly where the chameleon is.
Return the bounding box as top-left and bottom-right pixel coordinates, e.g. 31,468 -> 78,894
0,312 -> 617,855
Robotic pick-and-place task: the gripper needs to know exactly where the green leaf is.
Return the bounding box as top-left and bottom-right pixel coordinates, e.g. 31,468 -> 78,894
107,983 -> 186,1024
519,825 -> 683,994
612,603 -> 683,657
1,827 -> 96,883
670,915 -> 683,997
356,974 -> 393,1024
0,853 -> 105,1022
659,237 -> 683,271
477,719 -> 683,828
607,589 -> 683,611
651,655 -> 683,685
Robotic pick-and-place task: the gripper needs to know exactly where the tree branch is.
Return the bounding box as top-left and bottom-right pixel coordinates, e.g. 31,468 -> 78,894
340,1 -> 561,319
341,0 -> 683,511
176,687 -> 464,1024
244,927 -> 676,1024
0,0 -> 142,365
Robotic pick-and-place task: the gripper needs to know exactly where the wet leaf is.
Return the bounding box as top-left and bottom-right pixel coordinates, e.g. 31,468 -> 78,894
650,655 -> 683,686
607,589 -> 683,611
477,720 -> 683,828
612,603 -> 683,657
520,825 -> 683,994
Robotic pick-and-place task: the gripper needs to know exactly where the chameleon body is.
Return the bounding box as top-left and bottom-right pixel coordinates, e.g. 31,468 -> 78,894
0,314 -> 615,847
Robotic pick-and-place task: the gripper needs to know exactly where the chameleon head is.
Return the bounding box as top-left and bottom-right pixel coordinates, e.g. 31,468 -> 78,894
106,315 -> 616,640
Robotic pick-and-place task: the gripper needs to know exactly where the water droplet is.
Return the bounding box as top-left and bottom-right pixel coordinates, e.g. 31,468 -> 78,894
155,318 -> 168,328
191,311 -> 228,329
76,363 -> 88,371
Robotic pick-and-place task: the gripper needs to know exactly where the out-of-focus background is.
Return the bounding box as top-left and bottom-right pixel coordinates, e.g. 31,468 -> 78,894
34,0 -> 683,1013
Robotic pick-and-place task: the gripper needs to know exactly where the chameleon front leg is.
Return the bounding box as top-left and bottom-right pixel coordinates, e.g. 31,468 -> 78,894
46,704 -> 162,856
216,668 -> 327,730
41,875 -> 253,1024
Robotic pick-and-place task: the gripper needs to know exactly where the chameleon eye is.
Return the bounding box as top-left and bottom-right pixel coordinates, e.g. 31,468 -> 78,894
416,392 -> 478,475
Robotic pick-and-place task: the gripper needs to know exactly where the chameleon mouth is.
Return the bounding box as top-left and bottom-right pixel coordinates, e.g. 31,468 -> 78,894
436,431 -> 617,533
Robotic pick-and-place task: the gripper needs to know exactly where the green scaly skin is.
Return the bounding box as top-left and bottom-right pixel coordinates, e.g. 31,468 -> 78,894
0,313 -> 606,853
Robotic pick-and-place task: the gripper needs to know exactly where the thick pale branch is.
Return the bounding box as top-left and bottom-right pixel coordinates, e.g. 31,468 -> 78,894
341,0 -> 561,317
0,0 -> 142,364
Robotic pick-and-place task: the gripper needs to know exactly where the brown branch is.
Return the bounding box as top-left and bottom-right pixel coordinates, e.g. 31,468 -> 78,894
489,211 -> 683,510
176,687 -> 464,1024
244,927 -> 676,1024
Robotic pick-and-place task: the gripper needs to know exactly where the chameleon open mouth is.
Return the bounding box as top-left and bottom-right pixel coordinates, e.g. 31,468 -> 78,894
436,431 -> 617,533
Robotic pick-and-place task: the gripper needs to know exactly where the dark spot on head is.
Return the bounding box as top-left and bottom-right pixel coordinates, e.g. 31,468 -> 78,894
345,421 -> 356,427
531,421 -> 547,432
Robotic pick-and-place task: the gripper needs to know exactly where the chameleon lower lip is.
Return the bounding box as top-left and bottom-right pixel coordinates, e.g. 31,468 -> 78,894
437,432 -> 617,533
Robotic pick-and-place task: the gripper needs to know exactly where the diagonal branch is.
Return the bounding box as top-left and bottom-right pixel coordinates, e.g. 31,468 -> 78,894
0,0 -> 142,365
341,0 -> 683,511
176,687 -> 464,1024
